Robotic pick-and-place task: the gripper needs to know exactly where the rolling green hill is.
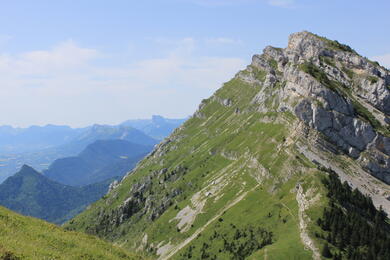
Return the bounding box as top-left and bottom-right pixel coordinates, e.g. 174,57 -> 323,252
0,205 -> 142,259
66,32 -> 390,259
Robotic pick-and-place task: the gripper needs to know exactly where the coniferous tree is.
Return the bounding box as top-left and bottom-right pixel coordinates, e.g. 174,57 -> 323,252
322,242 -> 332,258
317,169 -> 390,260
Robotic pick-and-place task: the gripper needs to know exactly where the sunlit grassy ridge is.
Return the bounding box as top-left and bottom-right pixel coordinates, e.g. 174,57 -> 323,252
66,72 -> 329,259
0,206 -> 141,259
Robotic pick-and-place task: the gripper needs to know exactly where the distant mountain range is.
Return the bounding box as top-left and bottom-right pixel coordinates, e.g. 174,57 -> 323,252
0,116 -> 182,223
0,115 -> 183,224
0,124 -> 84,155
0,115 -> 184,156
0,115 -> 185,183
0,165 -> 112,224
0,137 -> 156,223
44,139 -> 153,186
121,115 -> 186,140
66,124 -> 158,152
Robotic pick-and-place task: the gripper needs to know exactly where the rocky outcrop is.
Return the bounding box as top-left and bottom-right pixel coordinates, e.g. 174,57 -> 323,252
238,31 -> 390,183
296,184 -> 321,260
295,102 -> 376,157
86,165 -> 187,237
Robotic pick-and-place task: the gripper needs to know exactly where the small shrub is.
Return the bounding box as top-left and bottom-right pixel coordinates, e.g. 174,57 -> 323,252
321,243 -> 332,258
341,66 -> 354,79
319,56 -> 336,67
367,75 -> 378,84
299,62 -> 340,93
328,40 -> 355,53
0,251 -> 19,260
268,59 -> 278,71
250,66 -> 267,82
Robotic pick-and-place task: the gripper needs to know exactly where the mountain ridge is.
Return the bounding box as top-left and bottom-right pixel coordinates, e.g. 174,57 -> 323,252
66,32 -> 390,259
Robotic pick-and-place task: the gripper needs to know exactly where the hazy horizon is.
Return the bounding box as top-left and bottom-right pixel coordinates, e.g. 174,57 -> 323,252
0,114 -> 188,129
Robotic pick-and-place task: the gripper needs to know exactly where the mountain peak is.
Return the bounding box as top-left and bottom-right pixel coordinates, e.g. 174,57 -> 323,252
254,31 -> 363,69
286,31 -> 326,55
18,164 -> 39,175
242,32 -> 389,184
151,115 -> 165,124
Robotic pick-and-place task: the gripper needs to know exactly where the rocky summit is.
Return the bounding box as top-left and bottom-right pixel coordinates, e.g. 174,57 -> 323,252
66,32 -> 390,260
240,31 -> 390,183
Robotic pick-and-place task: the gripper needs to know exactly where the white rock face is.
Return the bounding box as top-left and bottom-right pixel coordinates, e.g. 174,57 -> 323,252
238,31 -> 390,183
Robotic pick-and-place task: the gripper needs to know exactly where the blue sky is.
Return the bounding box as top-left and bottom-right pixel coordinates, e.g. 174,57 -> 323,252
0,0 -> 389,127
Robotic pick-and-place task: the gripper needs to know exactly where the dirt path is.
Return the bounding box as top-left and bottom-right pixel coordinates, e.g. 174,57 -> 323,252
264,248 -> 268,260
296,184 -> 321,260
160,184 -> 260,260
281,202 -> 297,222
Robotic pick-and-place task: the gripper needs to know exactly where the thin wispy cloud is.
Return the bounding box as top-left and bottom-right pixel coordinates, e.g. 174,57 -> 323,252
205,37 -> 243,45
0,39 -> 245,127
0,40 -> 98,76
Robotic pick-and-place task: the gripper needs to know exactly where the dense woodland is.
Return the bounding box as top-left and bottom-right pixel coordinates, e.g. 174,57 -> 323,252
317,168 -> 390,260
180,224 -> 273,259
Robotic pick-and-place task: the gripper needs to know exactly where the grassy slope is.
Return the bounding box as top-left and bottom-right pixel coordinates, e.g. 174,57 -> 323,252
0,206 -> 142,260
66,75 -> 328,259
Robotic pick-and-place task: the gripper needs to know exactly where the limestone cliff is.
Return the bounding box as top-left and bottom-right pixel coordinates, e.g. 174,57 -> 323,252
237,31 -> 389,183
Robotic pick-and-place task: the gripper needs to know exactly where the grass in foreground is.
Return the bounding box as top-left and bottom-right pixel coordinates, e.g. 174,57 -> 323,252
0,206 -> 142,260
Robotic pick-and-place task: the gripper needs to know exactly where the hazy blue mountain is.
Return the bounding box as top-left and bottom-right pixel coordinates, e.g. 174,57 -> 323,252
0,124 -> 84,155
66,124 -> 157,152
121,115 -> 186,140
0,125 -> 157,183
0,165 -> 113,224
44,139 -> 153,186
